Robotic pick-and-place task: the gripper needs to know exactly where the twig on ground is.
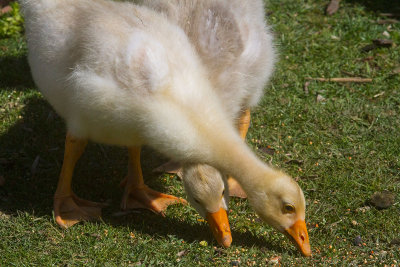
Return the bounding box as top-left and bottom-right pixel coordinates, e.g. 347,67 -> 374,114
373,92 -> 385,98
377,19 -> 399,24
392,67 -> 400,75
379,13 -> 400,18
306,77 -> 373,83
303,81 -> 310,95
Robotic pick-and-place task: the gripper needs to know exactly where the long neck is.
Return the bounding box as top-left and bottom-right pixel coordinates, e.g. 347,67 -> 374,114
204,128 -> 278,194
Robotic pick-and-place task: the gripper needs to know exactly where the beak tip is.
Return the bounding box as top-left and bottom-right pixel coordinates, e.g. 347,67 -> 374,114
302,247 -> 312,257
285,220 -> 312,257
206,208 -> 232,248
221,234 -> 232,248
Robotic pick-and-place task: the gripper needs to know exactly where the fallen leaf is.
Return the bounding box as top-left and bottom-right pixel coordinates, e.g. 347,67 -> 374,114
372,39 -> 393,48
176,250 -> 188,257
354,235 -> 362,246
0,5 -> 11,14
370,190 -> 395,209
326,0 -> 340,15
259,146 -> 275,156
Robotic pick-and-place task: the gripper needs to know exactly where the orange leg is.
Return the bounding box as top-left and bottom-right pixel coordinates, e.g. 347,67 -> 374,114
54,133 -> 104,228
238,108 -> 251,140
227,109 -> 250,198
120,146 -> 186,216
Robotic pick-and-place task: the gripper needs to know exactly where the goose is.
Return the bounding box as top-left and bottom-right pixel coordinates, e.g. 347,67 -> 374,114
21,0 -> 311,256
22,0 -> 231,247
139,0 -> 311,255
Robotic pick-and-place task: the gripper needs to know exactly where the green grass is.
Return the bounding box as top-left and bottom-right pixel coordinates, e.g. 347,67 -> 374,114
1,0 -> 400,265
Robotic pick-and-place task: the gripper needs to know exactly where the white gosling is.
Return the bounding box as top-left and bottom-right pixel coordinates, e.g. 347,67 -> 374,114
141,0 -> 311,255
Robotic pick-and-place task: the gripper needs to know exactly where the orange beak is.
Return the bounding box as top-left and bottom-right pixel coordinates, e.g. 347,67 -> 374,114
285,220 -> 311,257
206,208 -> 232,248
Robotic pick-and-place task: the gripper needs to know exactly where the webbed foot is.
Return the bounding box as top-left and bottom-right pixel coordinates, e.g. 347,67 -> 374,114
54,193 -> 105,228
120,182 -> 186,216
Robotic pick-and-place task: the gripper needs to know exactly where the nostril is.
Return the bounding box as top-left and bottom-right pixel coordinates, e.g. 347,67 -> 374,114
300,234 -> 305,242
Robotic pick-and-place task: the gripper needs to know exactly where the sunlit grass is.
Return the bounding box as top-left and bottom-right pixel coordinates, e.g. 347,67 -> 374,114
1,0 -> 399,265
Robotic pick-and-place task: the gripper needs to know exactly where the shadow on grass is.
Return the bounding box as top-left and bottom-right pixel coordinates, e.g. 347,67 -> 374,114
0,94 -> 170,217
0,55 -> 35,90
107,210 -> 285,252
346,0 -> 400,15
0,94 -> 284,252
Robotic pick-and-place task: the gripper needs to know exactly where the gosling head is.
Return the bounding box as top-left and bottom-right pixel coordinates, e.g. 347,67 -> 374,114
247,172 -> 311,257
182,164 -> 232,248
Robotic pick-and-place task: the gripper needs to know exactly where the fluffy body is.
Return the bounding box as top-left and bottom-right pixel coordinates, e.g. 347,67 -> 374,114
141,0 -> 276,119
24,0 -> 222,152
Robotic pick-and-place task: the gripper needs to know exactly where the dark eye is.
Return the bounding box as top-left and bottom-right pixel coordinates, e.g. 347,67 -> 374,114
222,189 -> 225,196
283,204 -> 295,213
